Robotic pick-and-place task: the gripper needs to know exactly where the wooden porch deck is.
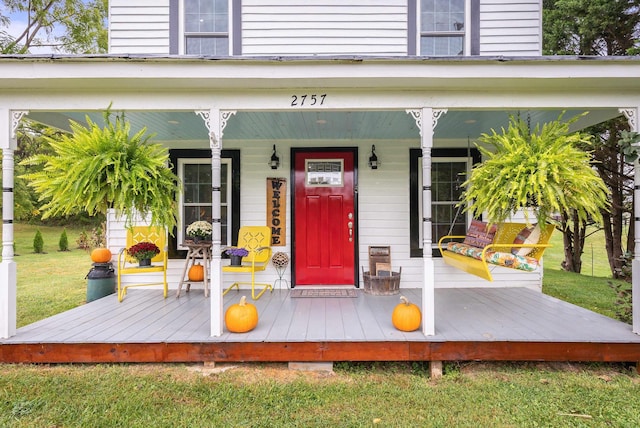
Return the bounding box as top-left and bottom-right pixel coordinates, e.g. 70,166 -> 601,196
1,287 -> 640,364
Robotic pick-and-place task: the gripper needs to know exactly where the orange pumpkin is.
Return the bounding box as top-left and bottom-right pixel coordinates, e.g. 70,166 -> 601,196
225,296 -> 259,333
90,247 -> 112,263
188,263 -> 205,282
391,296 -> 422,332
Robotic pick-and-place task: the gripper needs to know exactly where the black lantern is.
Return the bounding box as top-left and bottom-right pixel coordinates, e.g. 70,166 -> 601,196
270,144 -> 280,170
368,145 -> 379,169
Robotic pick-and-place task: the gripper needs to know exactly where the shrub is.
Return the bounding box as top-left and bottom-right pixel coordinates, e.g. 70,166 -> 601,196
58,229 -> 69,251
33,230 -> 44,253
608,252 -> 633,324
76,223 -> 105,250
76,230 -> 89,250
610,281 -> 632,324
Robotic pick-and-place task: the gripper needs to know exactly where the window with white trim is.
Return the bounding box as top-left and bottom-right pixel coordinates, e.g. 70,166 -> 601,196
410,148 -> 478,257
420,0 -> 465,56
184,0 -> 229,55
178,158 -> 232,247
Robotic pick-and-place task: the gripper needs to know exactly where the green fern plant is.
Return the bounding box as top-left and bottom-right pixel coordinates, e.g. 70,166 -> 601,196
461,113 -> 609,225
21,109 -> 180,232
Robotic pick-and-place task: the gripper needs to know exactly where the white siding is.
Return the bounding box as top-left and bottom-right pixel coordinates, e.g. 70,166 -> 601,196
479,0 -> 542,56
107,139 -> 544,291
109,0 -> 171,54
242,0 -> 409,56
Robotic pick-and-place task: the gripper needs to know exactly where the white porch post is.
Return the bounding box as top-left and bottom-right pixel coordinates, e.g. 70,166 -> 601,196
408,108 -> 447,336
621,108 -> 640,334
1,109 -> 27,338
197,109 -> 236,337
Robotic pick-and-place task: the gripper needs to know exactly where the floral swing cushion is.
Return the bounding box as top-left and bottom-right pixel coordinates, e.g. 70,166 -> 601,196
446,242 -> 539,272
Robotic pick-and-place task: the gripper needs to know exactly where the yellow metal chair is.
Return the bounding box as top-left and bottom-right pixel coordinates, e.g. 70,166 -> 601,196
117,226 -> 168,302
222,226 -> 273,300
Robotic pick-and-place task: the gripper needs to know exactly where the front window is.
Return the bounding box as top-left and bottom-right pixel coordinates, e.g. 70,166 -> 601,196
184,0 -> 229,55
178,158 -> 232,246
420,0 -> 465,56
410,148 -> 478,257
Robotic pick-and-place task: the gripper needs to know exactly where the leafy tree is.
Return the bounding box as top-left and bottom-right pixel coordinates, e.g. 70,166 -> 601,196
543,0 -> 640,276
21,110 -> 181,232
0,0 -> 107,54
544,0 -> 640,56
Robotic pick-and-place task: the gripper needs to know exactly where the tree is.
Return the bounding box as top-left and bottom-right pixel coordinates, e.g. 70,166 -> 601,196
543,0 -> 640,277
0,0 -> 107,54
544,0 -> 640,56
21,110 -> 181,232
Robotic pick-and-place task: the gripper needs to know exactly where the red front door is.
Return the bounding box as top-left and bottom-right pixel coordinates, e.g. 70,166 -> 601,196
294,150 -> 356,285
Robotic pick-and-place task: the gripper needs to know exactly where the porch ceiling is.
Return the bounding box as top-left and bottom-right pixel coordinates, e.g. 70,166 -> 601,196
26,108 -> 622,145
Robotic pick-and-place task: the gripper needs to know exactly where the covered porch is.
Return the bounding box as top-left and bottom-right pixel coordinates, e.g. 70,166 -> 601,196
2,56 -> 640,344
1,287 -> 639,365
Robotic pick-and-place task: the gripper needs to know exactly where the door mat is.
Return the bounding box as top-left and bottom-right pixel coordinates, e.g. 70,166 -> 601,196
290,289 -> 358,298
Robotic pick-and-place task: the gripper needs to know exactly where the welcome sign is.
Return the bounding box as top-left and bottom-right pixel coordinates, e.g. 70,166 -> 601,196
267,177 -> 286,246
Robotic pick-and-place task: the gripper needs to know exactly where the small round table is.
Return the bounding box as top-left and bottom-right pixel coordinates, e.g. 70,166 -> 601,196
176,242 -> 212,297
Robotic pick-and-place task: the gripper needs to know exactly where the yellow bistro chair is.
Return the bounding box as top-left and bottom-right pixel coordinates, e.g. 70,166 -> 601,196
117,226 -> 168,302
222,226 -> 273,300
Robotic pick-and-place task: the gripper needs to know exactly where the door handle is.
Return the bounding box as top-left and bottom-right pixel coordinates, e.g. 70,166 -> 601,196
347,221 -> 353,242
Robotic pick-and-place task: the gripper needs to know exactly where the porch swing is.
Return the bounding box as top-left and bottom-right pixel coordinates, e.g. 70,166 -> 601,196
436,133 -> 554,282
437,220 -> 554,282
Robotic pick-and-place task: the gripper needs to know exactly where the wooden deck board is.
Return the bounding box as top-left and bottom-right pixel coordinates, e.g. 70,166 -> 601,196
2,287 -> 640,364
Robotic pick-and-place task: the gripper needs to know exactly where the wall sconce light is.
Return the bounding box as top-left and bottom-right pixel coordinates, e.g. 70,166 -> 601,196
368,145 -> 379,169
269,144 -> 280,170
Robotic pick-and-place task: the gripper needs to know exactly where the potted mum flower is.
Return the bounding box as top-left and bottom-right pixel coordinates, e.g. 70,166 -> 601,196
127,242 -> 160,267
186,220 -> 213,243
225,247 -> 249,266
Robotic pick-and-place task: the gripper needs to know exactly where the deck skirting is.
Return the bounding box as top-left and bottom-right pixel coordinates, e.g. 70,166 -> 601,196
2,341 -> 640,364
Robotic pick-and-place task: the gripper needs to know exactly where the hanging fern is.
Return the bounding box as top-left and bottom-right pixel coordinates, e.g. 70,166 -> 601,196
461,112 -> 610,226
21,109 -> 180,232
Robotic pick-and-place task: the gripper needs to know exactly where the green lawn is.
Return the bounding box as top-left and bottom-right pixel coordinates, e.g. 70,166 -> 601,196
0,362 -> 639,427
1,224 -> 93,327
543,225 -> 615,278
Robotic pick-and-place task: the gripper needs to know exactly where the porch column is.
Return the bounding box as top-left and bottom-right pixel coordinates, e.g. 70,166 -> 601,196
197,109 -> 236,337
1,109 -> 27,338
621,107 -> 640,335
408,108 -> 447,336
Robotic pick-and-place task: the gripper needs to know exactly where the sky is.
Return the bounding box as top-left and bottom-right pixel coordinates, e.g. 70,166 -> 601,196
2,6 -> 62,54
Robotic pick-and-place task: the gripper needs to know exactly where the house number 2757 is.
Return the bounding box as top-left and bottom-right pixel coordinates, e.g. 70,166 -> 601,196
291,94 -> 326,107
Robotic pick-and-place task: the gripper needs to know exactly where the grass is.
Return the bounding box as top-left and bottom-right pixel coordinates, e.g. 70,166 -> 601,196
543,225 -> 615,278
1,223 -> 93,327
0,362 -> 638,427
542,226 -> 628,320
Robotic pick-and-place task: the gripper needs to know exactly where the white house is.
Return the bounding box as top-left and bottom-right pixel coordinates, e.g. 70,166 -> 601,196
2,0 -> 640,340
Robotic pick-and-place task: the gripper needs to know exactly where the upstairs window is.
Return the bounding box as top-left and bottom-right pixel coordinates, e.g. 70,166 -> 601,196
184,0 -> 229,55
420,0 -> 465,56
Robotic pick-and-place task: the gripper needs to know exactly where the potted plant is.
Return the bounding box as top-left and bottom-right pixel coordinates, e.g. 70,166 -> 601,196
127,242 -> 160,267
20,107 -> 181,232
225,247 -> 249,266
461,113 -> 610,227
186,220 -> 213,243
